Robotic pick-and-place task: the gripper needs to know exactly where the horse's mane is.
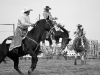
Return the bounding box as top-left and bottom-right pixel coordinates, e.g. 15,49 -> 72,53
35,19 -> 46,25
29,19 -> 46,32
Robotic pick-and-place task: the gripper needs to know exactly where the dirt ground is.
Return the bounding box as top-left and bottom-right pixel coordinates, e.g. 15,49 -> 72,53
0,57 -> 100,75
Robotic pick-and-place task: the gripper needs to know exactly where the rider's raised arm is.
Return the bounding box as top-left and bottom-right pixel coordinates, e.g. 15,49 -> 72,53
82,28 -> 86,36
48,12 -> 58,20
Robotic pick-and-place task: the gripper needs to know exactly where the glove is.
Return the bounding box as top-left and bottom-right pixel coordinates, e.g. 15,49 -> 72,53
31,23 -> 35,27
74,32 -> 76,34
54,17 -> 58,20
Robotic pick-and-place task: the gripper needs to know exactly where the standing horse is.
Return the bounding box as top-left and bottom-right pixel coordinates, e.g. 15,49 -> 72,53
74,37 -> 87,65
0,19 -> 54,75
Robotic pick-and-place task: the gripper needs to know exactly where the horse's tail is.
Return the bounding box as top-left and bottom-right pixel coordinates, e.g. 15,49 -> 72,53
0,37 -> 9,63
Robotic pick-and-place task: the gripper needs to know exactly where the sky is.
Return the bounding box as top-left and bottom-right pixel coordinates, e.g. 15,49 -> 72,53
0,0 -> 100,43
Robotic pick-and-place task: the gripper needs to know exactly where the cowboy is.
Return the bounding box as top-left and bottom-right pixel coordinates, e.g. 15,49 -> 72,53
43,6 -> 57,37
43,6 -> 58,21
71,24 -> 88,50
74,24 -> 85,37
9,7 -> 34,51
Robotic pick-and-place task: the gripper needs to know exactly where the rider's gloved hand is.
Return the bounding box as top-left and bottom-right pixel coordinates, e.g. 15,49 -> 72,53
54,17 -> 58,20
31,23 -> 36,27
74,32 -> 76,34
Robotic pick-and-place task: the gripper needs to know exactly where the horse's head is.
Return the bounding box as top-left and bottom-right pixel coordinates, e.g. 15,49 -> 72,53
36,19 -> 54,32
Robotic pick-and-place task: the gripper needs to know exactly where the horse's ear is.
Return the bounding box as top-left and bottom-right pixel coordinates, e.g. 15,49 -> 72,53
62,25 -> 65,27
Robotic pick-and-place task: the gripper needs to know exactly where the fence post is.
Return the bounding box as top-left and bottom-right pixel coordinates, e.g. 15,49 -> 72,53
39,14 -> 40,20
13,24 -> 15,36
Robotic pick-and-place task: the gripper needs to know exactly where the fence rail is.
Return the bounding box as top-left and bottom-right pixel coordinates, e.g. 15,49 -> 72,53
0,24 -> 15,35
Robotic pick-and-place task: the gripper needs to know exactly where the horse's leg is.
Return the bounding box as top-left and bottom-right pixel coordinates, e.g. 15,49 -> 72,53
83,51 -> 87,64
28,51 -> 38,75
11,57 -> 24,75
48,37 -> 52,48
52,40 -> 56,55
74,53 -> 78,65
42,41 -> 48,56
84,50 -> 87,64
48,38 -> 53,54
80,52 -> 84,65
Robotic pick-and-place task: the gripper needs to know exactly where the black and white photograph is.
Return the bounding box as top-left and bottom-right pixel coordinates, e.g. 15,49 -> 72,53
0,0 -> 100,75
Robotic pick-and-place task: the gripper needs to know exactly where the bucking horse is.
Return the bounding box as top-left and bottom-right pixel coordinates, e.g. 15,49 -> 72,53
0,19 -> 55,75
41,24 -> 71,57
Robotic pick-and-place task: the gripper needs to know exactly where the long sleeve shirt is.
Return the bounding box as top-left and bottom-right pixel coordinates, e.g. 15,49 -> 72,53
17,14 -> 32,29
43,11 -> 54,21
74,28 -> 86,38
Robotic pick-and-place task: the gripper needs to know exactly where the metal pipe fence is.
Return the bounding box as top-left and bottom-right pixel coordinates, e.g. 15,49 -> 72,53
0,24 -> 15,36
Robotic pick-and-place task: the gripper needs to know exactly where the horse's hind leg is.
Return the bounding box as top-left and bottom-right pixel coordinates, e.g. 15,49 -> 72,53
80,52 -> 85,65
74,53 -> 77,65
10,57 -> 24,75
84,51 -> 87,64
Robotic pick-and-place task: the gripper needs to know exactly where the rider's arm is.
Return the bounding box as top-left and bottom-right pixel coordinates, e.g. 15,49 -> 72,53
83,29 -> 86,36
74,30 -> 78,34
19,16 -> 33,27
49,12 -> 58,20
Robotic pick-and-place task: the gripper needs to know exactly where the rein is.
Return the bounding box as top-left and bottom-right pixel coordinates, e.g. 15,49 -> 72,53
26,36 -> 40,52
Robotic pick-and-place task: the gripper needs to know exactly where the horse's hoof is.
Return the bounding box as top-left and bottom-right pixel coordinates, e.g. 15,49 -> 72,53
20,73 -> 24,75
74,64 -> 77,65
28,68 -> 32,75
28,71 -> 31,75
74,63 -> 77,65
81,60 -> 84,65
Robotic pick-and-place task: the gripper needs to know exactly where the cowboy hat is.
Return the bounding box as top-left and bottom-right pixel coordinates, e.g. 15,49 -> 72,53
44,6 -> 51,10
21,7 -> 33,13
76,24 -> 82,27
